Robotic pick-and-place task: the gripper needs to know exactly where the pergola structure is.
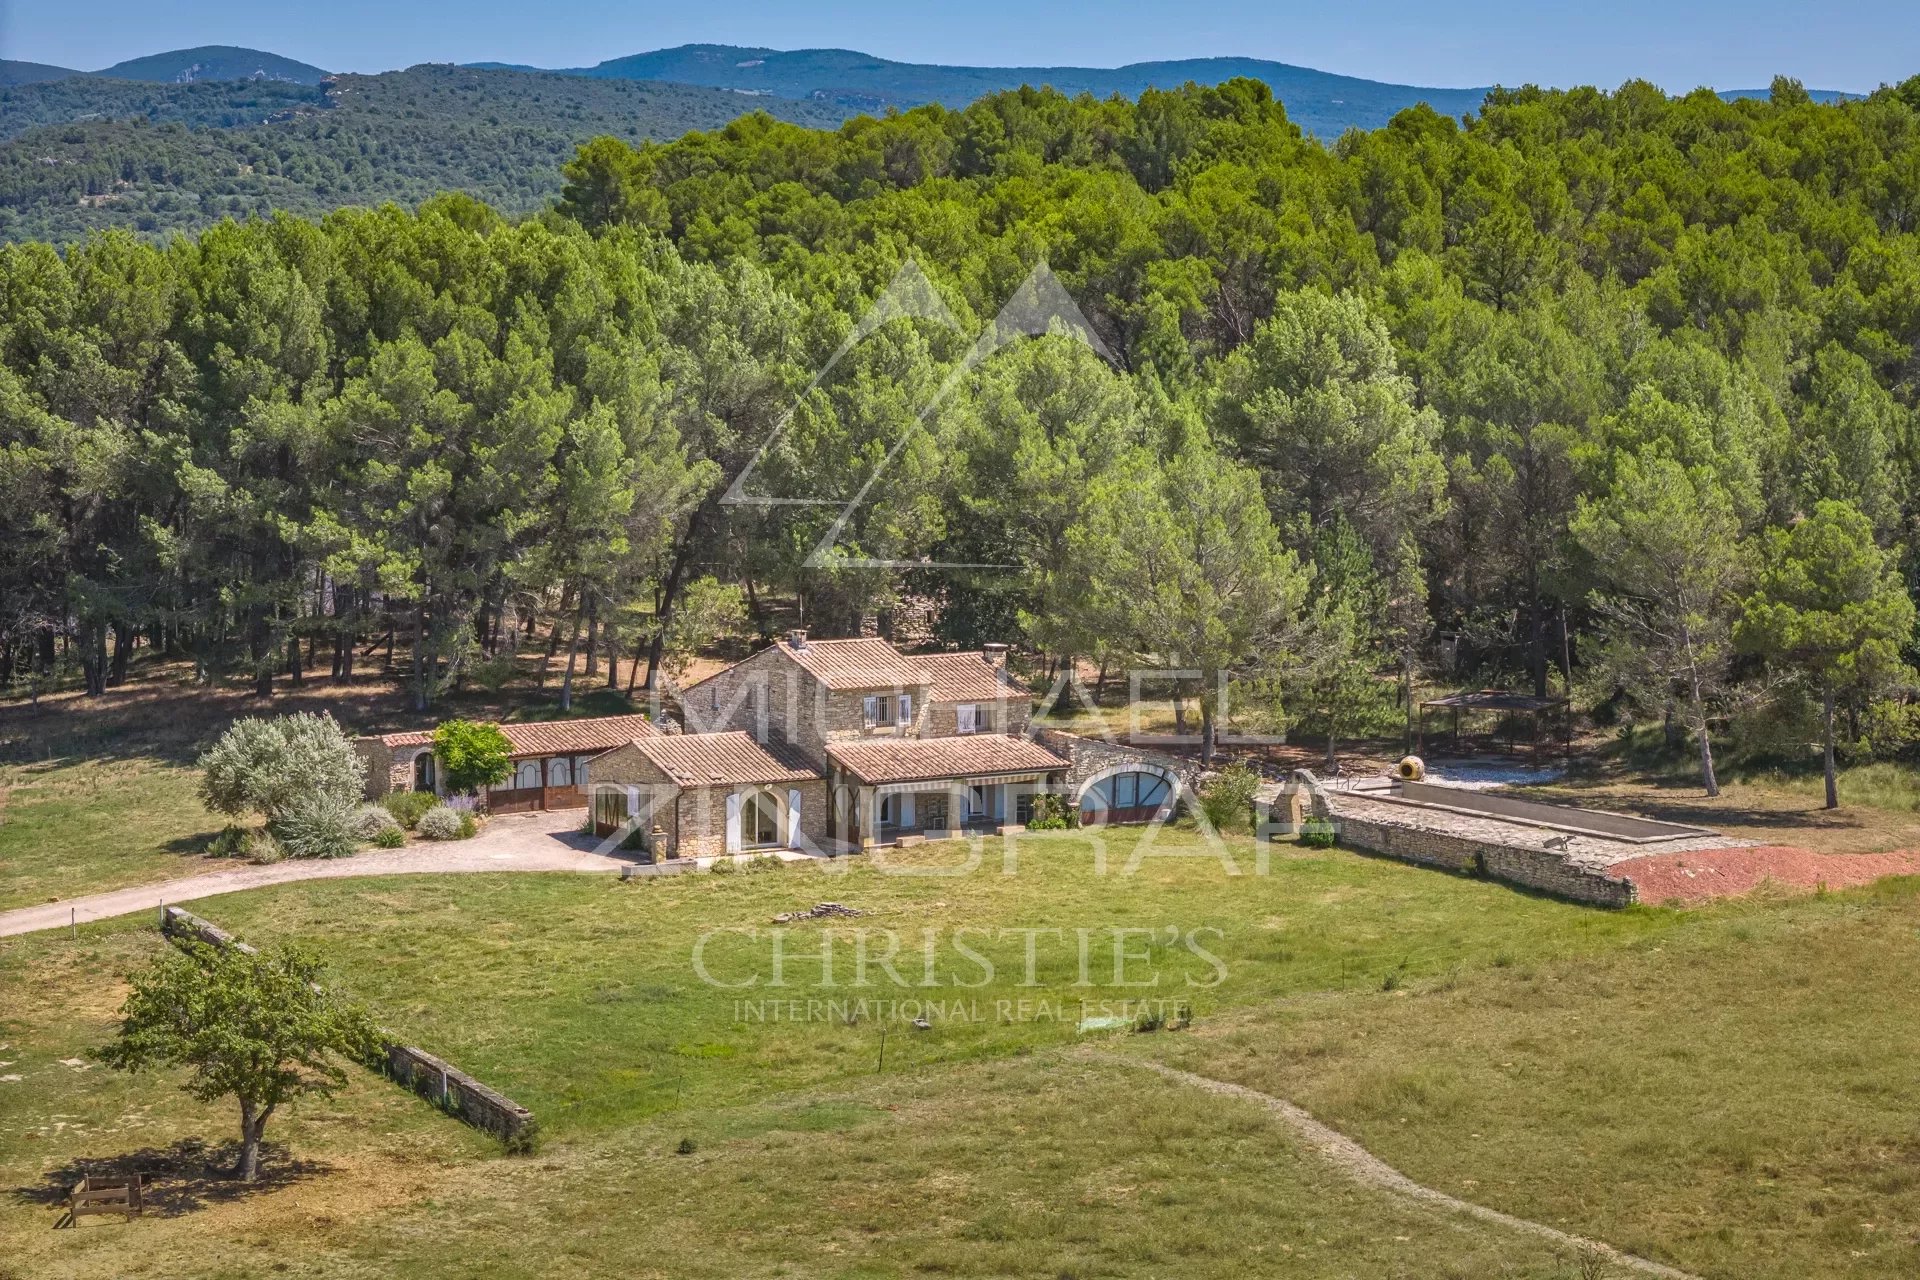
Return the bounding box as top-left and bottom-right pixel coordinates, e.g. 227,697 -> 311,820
1417,689 -> 1571,761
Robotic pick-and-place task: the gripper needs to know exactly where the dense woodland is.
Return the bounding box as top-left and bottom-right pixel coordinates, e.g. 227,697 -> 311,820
7,75 -> 1920,794
0,66 -> 848,244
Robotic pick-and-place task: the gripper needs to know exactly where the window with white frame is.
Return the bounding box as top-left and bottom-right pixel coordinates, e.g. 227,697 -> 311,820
956,703 -> 978,734
863,695 -> 883,728
895,693 -> 912,726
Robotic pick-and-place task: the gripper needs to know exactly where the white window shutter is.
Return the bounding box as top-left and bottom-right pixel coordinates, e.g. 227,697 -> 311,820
724,791 -> 742,853
897,694 -> 912,726
786,788 -> 802,846
957,703 -> 976,733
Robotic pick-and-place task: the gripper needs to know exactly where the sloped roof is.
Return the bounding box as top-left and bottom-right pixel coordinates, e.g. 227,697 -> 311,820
826,734 -> 1069,786
630,732 -> 822,787
778,637 -> 929,690
376,714 -> 659,756
918,651 -> 1028,702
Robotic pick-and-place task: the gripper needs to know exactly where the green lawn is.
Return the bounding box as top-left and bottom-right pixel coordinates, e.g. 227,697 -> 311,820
0,754 -> 220,911
182,832 -> 1669,1134
6,831 -> 1920,1277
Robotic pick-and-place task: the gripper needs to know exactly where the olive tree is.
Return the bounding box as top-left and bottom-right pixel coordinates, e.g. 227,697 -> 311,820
98,942 -> 379,1182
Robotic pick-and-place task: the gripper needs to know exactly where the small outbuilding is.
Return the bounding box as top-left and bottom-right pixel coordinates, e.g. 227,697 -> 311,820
588,731 -> 828,858
355,714 -> 660,813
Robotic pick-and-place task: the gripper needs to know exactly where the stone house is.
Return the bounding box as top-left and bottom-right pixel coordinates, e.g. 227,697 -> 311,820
354,714 -> 658,813
587,732 -> 828,860
358,631 -> 1198,859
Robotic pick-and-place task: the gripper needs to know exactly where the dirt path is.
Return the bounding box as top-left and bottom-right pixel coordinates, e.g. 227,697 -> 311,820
0,811 -> 638,938
1610,844 -> 1920,905
1100,1054 -> 1701,1280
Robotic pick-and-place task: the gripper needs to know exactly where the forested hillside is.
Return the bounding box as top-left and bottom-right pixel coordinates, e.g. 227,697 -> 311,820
0,65 -> 849,243
6,74 -> 1920,789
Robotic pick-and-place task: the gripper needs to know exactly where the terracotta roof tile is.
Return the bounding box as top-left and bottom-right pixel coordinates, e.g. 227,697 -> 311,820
632,732 -> 822,787
376,714 -> 659,756
918,652 -> 1029,702
826,734 -> 1069,786
776,637 -> 928,690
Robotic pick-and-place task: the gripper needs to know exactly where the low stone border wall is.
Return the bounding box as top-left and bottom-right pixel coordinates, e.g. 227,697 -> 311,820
160,905 -> 258,954
159,906 -> 539,1148
1329,811 -> 1636,908
1276,773 -> 1639,909
385,1045 -> 538,1150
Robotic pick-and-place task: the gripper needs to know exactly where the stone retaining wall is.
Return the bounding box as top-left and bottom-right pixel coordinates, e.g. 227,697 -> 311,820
385,1045 -> 539,1150
1279,772 -> 1640,909
161,906 -> 258,954
1328,811 -> 1637,908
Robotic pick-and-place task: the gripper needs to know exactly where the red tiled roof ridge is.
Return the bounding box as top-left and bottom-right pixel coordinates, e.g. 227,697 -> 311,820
825,733 -> 1068,785
630,730 -> 821,786
373,713 -> 659,754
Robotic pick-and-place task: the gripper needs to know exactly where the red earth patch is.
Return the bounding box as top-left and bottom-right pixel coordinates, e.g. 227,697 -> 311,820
1608,845 -> 1920,906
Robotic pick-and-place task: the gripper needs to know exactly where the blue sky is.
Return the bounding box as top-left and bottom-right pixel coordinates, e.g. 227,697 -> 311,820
3,0 -> 1914,92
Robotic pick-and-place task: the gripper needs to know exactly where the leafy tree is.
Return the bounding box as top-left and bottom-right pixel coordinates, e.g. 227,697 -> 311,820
557,136 -> 670,233
431,720 -> 513,794
1572,452 -> 1746,795
1736,501 -> 1916,808
97,942 -> 379,1182
1210,289 -> 1445,563
658,577 -> 748,687
197,713 -> 365,824
1063,437 -> 1311,762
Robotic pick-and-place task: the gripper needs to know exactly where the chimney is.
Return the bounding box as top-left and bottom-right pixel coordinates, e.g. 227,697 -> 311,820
982,643 -> 1009,668
785,628 -> 810,652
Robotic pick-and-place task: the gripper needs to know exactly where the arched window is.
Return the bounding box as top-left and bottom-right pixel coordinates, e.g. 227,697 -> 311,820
1082,771 -> 1172,822
515,759 -> 542,789
548,757 -> 573,787
412,752 -> 436,793
742,790 -> 781,847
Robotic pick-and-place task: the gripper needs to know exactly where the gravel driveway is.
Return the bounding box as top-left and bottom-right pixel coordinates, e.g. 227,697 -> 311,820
0,808 -> 638,939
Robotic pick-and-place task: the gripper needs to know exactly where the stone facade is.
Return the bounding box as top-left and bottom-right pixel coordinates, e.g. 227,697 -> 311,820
1031,727 -> 1205,812
353,738 -> 428,799
587,743 -> 833,860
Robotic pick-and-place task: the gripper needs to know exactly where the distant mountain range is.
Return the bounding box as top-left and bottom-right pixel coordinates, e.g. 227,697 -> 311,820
468,45 -> 1493,135
5,42 -> 1860,139
0,45 -> 330,88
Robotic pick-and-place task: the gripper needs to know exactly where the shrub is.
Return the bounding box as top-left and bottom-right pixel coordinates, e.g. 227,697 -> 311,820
351,804 -> 402,840
1024,793 -> 1077,830
243,829 -> 284,864
1198,761 -> 1262,832
417,804 -> 474,841
1298,816 -> 1338,849
269,792 -> 360,860
208,824 -> 252,859
197,712 -> 366,824
382,790 -> 437,829
432,720 -> 513,793
370,825 -> 406,849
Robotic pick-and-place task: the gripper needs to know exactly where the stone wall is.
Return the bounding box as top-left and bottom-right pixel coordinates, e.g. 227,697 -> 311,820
385,1044 -> 538,1151
1328,811 -> 1637,907
161,906 -> 258,954
925,695 -> 1031,738
1290,775 -> 1638,908
1032,728 -> 1205,807
671,777 -> 833,859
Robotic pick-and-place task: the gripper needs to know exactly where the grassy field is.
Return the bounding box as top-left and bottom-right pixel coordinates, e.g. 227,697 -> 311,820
6,827 -> 1920,1276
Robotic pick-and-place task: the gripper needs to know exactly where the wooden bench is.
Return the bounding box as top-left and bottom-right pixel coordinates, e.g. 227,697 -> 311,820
66,1175 -> 144,1225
